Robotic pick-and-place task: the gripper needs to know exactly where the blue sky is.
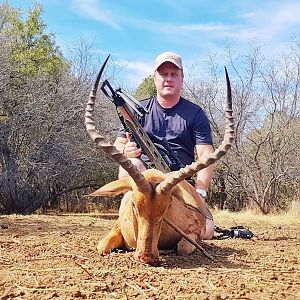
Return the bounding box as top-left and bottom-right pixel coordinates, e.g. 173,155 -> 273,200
7,0 -> 300,87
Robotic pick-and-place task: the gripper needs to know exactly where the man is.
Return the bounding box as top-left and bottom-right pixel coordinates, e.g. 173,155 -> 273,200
114,51 -> 215,239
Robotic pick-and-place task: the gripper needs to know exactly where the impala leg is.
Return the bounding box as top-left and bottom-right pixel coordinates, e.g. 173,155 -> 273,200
97,220 -> 125,255
177,233 -> 197,256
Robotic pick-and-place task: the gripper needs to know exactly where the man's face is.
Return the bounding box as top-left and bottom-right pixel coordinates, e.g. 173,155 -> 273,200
154,62 -> 183,100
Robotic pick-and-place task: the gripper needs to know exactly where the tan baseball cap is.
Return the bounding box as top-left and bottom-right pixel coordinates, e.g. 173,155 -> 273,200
154,51 -> 183,71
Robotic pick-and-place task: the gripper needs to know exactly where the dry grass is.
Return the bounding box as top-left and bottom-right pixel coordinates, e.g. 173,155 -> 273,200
212,202 -> 300,229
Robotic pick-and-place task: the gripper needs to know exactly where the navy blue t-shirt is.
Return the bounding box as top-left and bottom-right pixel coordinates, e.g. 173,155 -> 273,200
118,97 -> 212,168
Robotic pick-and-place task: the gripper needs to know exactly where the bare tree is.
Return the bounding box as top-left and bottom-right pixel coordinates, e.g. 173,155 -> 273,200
0,5 -> 121,213
184,39 -> 300,213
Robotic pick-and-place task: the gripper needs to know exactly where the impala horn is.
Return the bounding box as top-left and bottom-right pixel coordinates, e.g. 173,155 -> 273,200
84,55 -> 151,193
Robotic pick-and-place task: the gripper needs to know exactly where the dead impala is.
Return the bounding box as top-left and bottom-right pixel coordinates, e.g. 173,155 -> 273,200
84,58 -> 234,266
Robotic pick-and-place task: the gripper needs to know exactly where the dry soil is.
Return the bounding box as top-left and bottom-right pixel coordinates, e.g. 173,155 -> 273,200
0,211 -> 299,299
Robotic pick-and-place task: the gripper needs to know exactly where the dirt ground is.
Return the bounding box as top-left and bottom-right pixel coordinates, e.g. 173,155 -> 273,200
0,210 -> 299,300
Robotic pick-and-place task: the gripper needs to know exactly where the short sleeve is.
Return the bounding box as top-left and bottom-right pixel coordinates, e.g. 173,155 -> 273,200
193,109 -> 213,145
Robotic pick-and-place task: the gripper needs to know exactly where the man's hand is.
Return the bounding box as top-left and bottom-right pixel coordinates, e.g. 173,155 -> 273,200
123,132 -> 142,158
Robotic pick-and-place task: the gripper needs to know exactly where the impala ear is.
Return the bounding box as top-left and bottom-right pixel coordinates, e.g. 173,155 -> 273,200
87,177 -> 132,197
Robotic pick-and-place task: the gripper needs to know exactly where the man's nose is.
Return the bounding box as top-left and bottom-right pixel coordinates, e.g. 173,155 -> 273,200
165,74 -> 173,81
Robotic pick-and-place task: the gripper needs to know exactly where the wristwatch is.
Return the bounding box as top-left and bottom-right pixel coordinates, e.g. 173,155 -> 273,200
196,188 -> 207,198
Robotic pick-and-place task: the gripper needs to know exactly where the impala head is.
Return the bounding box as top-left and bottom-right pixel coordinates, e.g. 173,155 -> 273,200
88,169 -> 175,266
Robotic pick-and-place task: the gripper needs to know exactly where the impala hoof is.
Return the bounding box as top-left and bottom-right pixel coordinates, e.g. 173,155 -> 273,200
133,253 -> 162,267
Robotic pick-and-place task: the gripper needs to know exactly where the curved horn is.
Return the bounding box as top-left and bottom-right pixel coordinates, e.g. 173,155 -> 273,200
85,55 -> 151,193
156,67 -> 234,194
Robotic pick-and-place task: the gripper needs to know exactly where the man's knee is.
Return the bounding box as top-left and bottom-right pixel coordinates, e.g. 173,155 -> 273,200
202,218 -> 214,240
199,199 -> 214,240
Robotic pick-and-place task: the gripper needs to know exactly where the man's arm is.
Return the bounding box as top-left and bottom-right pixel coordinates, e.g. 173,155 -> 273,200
194,144 -> 214,193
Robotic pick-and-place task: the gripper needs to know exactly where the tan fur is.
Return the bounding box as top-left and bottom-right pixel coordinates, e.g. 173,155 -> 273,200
91,169 -> 208,266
